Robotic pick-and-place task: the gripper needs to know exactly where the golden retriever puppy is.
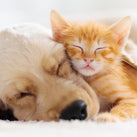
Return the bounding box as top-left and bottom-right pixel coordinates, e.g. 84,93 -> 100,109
0,24 -> 99,121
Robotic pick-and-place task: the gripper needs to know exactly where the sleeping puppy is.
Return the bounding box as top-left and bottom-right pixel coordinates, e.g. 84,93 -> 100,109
0,23 -> 99,121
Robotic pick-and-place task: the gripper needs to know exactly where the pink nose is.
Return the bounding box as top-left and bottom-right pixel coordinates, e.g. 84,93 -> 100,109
84,58 -> 94,64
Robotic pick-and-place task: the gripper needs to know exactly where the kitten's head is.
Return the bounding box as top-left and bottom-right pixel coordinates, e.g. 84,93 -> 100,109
50,10 -> 131,76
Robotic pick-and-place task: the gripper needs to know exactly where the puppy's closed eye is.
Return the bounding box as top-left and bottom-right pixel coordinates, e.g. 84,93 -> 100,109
5,79 -> 37,106
16,92 -> 34,99
15,84 -> 36,101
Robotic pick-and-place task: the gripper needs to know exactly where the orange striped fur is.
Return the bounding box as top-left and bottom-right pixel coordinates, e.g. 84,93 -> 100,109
50,10 -> 137,122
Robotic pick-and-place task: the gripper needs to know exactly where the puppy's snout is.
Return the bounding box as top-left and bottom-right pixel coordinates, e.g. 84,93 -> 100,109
59,100 -> 87,120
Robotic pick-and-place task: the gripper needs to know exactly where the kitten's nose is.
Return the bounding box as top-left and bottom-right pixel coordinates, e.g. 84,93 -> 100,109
59,100 -> 87,120
84,58 -> 94,64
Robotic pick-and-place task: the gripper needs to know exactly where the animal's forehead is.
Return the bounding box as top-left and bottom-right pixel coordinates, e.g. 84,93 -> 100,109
71,39 -> 108,48
72,22 -> 108,36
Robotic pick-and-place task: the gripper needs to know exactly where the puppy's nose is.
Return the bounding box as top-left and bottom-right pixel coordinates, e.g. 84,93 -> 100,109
59,100 -> 87,120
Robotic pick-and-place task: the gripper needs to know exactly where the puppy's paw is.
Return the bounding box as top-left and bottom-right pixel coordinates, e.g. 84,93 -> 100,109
43,57 -> 59,75
94,112 -> 119,122
57,61 -> 72,78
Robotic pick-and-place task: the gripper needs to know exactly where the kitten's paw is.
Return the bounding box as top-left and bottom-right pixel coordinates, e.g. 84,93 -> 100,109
94,113 -> 119,122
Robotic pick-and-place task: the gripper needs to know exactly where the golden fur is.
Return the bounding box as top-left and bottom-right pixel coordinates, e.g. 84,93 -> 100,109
51,10 -> 137,122
0,24 -> 99,121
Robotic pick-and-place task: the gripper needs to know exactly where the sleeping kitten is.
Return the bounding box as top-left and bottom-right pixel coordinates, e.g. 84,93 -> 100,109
50,10 -> 137,122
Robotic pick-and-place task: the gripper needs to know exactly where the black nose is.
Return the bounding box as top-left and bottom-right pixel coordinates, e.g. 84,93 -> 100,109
59,100 -> 87,120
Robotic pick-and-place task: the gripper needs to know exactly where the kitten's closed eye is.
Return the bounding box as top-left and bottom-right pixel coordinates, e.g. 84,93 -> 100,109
73,45 -> 84,53
94,47 -> 108,54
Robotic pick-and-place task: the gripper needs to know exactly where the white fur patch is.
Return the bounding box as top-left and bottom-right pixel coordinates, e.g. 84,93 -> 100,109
105,53 -> 115,58
71,58 -> 104,76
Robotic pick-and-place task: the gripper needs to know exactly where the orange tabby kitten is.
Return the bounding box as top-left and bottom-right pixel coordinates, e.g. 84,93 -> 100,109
50,10 -> 137,122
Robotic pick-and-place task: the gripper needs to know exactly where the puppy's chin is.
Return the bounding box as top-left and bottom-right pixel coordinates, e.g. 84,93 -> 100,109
0,109 -> 17,121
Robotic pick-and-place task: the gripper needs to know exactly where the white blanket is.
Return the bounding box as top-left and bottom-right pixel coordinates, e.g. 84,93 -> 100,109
1,120 -> 137,137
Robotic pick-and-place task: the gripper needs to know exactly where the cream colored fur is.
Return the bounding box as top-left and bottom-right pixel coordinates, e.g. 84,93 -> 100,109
0,23 -> 99,121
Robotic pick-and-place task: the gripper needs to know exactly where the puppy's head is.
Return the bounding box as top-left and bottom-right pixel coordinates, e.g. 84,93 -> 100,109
0,24 -> 99,121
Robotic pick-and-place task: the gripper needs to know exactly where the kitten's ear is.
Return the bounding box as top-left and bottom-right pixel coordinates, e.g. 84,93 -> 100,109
108,16 -> 132,46
50,10 -> 71,41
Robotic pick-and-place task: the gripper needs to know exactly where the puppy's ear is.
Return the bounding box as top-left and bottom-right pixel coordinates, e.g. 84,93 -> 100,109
0,100 -> 17,120
0,99 -> 7,110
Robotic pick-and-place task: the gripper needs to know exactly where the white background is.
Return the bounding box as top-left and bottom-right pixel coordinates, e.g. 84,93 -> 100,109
0,0 -> 137,27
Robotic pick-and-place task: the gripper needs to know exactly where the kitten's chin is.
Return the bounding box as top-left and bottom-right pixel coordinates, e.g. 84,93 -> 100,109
78,69 -> 96,77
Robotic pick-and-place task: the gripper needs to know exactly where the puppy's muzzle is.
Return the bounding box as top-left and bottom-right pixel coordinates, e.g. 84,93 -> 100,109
59,100 -> 87,120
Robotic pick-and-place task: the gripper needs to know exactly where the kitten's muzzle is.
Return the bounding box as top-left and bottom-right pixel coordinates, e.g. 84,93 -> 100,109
59,100 -> 87,120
